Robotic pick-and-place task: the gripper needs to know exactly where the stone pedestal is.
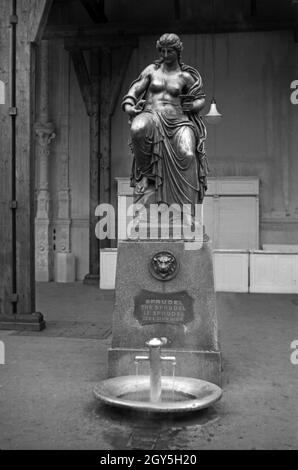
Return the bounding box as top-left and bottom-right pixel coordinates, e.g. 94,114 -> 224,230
108,239 -> 221,385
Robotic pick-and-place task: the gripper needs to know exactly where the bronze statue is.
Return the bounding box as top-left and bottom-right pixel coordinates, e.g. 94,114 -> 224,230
122,33 -> 208,210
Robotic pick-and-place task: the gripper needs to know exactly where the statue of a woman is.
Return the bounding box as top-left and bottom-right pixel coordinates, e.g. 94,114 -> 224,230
122,33 -> 208,210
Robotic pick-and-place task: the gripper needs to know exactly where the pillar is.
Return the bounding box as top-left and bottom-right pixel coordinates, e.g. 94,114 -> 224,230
54,111 -> 76,282
83,49 -> 101,284
35,40 -> 55,281
0,0 -> 53,330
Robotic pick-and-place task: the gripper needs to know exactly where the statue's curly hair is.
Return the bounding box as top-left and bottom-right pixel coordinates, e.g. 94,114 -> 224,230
155,33 -> 183,66
156,33 -> 183,53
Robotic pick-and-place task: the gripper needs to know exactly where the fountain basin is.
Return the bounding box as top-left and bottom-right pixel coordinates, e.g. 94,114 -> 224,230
93,375 -> 222,413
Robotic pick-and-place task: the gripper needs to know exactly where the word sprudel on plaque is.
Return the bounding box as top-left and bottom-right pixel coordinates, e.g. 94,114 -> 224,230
134,290 -> 194,326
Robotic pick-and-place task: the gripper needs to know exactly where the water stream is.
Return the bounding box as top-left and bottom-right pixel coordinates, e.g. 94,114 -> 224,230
130,339 -> 188,403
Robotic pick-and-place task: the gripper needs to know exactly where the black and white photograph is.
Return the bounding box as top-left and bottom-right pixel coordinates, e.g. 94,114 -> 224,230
0,0 -> 298,454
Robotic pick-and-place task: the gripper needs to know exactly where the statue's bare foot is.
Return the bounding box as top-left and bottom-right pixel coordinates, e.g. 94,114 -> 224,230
136,177 -> 148,194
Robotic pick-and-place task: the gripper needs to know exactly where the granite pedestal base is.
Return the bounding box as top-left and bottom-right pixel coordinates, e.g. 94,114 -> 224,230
108,239 -> 221,385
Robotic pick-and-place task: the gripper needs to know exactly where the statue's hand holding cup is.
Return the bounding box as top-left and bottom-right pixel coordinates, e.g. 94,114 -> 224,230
135,99 -> 146,112
126,99 -> 146,119
180,94 -> 195,113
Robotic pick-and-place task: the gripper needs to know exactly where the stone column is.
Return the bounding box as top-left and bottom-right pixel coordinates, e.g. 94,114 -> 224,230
56,120 -> 71,253
83,49 -> 100,284
35,40 -> 55,282
54,112 -> 75,282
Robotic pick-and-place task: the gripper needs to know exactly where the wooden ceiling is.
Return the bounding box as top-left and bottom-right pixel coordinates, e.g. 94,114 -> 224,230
44,0 -> 298,39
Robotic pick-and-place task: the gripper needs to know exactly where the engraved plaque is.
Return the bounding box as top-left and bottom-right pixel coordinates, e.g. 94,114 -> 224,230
134,289 -> 194,325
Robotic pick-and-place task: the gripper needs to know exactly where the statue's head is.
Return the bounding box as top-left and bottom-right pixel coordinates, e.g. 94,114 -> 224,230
156,33 -> 183,63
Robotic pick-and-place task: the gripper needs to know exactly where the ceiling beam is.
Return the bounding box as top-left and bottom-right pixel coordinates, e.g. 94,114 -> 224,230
43,19 -> 298,40
64,35 -> 137,50
69,47 -> 92,115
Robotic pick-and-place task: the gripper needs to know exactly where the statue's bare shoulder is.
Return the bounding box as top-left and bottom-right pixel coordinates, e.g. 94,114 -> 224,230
139,63 -> 156,79
126,64 -> 156,97
181,70 -> 197,89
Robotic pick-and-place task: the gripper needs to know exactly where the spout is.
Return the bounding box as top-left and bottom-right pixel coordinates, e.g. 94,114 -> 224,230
148,341 -> 162,403
138,338 -> 175,404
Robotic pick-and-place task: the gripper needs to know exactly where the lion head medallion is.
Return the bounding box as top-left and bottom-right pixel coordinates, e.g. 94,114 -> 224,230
149,251 -> 179,281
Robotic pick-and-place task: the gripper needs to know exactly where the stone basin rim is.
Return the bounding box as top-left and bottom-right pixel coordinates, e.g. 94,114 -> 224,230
93,375 -> 222,413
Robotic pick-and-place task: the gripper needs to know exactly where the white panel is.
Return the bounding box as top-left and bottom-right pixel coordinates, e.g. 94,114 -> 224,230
263,244 -> 298,253
205,178 -> 217,195
276,256 -> 296,286
250,254 -> 274,289
217,197 -> 258,249
250,253 -> 298,293
213,251 -> 249,292
216,178 -> 259,195
100,249 -> 118,289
